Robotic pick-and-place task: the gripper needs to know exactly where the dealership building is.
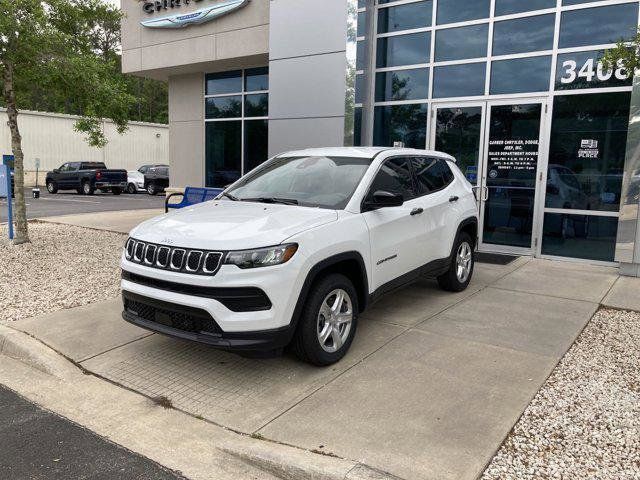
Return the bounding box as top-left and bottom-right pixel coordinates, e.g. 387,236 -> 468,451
121,0 -> 640,274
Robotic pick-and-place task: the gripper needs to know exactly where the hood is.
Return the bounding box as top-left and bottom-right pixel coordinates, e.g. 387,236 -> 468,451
130,200 -> 338,250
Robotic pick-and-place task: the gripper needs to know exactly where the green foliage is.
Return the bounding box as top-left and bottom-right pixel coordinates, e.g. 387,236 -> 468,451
601,28 -> 640,73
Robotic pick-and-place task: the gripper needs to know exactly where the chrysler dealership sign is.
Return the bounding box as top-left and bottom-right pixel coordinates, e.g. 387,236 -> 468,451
141,0 -> 249,29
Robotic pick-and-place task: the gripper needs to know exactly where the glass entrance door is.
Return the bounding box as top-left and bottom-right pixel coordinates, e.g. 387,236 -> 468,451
431,103 -> 486,187
479,100 -> 547,253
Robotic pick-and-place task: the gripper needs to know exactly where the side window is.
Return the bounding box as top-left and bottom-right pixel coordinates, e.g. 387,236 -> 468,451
139,166 -> 148,174
69,163 -> 80,171
412,157 -> 454,194
59,163 -> 69,172
367,157 -> 417,201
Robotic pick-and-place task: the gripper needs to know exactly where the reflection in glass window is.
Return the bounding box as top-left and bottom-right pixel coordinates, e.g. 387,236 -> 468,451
377,1 -> 432,34
435,24 -> 488,62
355,74 -> 365,104
376,32 -> 431,68
559,4 -> 639,49
205,96 -> 242,119
373,104 -> 427,148
412,158 -> 454,194
375,68 -> 429,102
433,63 -> 486,98
356,41 -> 368,71
367,158 -> 417,200
206,121 -> 242,188
206,71 -> 242,95
354,107 -> 363,146
357,11 -> 367,37
555,50 -> 633,91
547,92 -> 631,212
245,67 -> 269,92
244,94 -> 268,117
435,107 -> 482,185
495,0 -> 555,16
492,14 -> 554,56
542,214 -> 618,262
490,56 -> 551,94
244,120 -> 269,172
437,0 -> 490,25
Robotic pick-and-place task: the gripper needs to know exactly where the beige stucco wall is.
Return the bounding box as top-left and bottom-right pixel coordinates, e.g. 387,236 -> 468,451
122,0 -> 269,80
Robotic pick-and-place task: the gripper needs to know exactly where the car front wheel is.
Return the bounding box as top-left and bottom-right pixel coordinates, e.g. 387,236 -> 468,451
46,180 -> 58,194
127,183 -> 137,194
292,274 -> 358,366
438,232 -> 474,292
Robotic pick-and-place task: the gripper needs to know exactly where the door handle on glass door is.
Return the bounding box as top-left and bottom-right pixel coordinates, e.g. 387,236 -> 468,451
449,196 -> 459,202
410,207 -> 424,216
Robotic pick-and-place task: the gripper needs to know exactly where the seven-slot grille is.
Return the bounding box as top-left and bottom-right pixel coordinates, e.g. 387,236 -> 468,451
125,238 -> 223,276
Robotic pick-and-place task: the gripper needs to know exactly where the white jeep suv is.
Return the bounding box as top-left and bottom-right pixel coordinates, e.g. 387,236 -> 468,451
121,147 -> 478,365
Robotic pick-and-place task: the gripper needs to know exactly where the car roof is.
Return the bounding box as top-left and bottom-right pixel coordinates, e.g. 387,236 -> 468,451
278,147 -> 456,162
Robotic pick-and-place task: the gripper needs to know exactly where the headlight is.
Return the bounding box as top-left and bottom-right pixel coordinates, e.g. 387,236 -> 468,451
225,244 -> 298,269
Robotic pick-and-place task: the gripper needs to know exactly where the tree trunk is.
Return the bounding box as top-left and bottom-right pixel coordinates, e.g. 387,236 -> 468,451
2,61 -> 30,244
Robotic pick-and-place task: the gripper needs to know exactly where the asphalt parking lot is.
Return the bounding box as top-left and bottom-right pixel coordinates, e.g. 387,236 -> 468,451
0,191 -> 165,223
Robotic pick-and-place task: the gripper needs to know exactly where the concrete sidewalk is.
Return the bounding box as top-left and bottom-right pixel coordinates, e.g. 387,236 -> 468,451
37,208 -> 163,234
9,257 -> 635,480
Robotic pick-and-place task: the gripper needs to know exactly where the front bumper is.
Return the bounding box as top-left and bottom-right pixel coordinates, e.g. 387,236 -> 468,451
122,291 -> 293,352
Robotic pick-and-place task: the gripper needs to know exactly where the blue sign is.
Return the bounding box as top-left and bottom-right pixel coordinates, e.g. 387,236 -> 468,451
0,164 -> 13,240
465,165 -> 478,183
2,154 -> 14,170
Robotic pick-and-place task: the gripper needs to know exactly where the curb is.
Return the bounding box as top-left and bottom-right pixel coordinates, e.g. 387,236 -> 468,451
0,324 -> 79,379
220,444 -> 402,480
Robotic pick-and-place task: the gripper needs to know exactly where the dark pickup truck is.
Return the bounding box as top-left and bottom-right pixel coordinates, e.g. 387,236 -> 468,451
144,166 -> 170,195
46,162 -> 128,195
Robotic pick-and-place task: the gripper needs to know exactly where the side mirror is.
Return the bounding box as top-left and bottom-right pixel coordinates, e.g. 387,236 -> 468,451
364,190 -> 404,211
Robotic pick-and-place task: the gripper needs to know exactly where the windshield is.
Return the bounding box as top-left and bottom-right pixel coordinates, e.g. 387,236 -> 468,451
226,156 -> 371,209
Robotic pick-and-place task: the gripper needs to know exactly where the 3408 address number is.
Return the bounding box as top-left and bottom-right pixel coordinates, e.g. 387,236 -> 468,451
560,58 -> 629,84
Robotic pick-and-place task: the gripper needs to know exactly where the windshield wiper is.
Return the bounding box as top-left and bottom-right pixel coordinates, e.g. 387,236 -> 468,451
221,192 -> 240,201
242,197 -> 299,206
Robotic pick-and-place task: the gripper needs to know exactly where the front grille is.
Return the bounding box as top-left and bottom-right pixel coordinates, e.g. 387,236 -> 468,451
123,238 -> 223,276
123,294 -> 222,336
121,270 -> 272,312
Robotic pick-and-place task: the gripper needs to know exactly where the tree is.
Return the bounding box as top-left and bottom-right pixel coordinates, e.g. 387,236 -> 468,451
0,0 -> 135,244
601,28 -> 640,73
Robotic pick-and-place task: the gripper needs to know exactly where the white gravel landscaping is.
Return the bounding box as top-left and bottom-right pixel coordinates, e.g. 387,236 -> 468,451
482,308 -> 640,480
0,222 -> 125,322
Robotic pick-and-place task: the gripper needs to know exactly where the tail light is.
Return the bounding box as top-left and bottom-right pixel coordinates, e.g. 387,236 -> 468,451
96,171 -> 102,180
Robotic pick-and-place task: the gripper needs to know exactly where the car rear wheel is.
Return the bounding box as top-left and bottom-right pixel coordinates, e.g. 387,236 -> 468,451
438,232 -> 474,292
292,274 -> 358,366
127,183 -> 137,194
82,180 -> 95,195
147,182 -> 157,195
46,180 -> 58,194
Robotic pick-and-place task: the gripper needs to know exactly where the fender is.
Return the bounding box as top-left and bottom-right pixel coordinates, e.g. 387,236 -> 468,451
450,216 -> 478,257
289,251 -> 369,332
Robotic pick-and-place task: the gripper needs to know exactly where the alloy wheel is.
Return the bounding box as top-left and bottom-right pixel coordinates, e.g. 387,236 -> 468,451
316,289 -> 353,353
456,241 -> 473,283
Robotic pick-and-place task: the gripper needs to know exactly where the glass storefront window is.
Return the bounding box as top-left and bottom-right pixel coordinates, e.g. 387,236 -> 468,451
244,120 -> 269,172
245,67 -> 269,92
244,93 -> 268,117
555,50 -> 633,91
373,104 -> 427,148
376,32 -> 431,68
433,63 -> 486,98
358,11 -> 367,37
355,74 -> 365,104
495,0 -> 555,16
437,0 -> 490,25
490,56 -> 551,94
375,68 -> 429,102
542,213 -> 618,262
546,92 -> 631,212
434,106 -> 483,185
205,71 -> 242,95
435,24 -> 489,62
354,107 -> 363,147
205,96 -> 242,119
377,1 -> 432,34
356,41 -> 368,71
492,14 -> 555,56
559,3 -> 639,49
205,121 -> 242,188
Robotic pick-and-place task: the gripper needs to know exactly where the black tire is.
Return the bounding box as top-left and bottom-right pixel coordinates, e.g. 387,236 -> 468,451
127,183 -> 137,194
437,232 -> 475,292
82,180 -> 95,195
292,273 -> 358,366
147,182 -> 157,195
46,180 -> 58,194
112,187 -> 122,195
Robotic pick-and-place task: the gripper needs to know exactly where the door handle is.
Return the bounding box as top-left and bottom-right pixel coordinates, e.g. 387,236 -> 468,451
449,196 -> 459,203
410,207 -> 424,216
